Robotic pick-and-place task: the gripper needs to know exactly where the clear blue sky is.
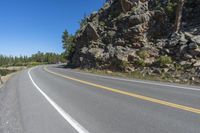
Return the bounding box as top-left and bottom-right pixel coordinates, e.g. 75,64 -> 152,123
0,0 -> 104,56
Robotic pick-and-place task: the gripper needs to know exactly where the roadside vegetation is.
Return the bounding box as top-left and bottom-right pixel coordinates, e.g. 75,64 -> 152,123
0,69 -> 16,76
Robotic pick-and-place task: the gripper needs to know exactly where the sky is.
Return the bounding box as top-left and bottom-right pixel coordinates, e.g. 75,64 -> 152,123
0,0 -> 104,56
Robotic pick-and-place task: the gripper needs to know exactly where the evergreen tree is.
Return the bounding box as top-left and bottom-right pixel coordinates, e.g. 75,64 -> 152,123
62,30 -> 76,61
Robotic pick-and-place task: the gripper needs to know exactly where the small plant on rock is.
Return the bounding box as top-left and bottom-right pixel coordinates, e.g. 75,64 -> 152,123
134,60 -> 146,67
136,50 -> 149,60
157,55 -> 172,67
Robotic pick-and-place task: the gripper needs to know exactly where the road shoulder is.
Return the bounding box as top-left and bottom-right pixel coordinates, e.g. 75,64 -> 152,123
0,72 -> 23,133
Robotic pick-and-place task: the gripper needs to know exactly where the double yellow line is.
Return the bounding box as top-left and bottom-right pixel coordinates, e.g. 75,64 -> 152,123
44,67 -> 200,115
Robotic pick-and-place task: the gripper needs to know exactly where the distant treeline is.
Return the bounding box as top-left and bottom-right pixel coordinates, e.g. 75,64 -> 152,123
0,51 -> 66,67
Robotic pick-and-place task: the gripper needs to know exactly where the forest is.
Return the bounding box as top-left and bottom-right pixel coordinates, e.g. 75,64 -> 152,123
0,51 -> 66,67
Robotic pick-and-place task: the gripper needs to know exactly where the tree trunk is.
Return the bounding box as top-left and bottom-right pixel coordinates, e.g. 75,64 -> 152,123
174,0 -> 185,33
0,75 -> 3,84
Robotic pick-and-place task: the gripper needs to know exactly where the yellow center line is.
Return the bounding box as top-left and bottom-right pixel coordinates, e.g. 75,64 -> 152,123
43,66 -> 200,115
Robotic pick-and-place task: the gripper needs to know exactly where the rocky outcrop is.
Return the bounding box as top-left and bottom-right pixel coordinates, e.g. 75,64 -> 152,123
70,0 -> 200,84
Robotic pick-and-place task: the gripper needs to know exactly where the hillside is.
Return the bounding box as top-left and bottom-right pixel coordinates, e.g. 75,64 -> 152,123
69,0 -> 200,84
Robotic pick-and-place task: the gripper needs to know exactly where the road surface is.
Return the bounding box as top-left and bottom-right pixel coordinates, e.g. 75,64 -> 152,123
0,65 -> 200,133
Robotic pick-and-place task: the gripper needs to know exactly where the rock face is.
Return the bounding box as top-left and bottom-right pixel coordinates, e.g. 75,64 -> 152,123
82,23 -> 99,41
120,0 -> 134,13
70,0 -> 200,84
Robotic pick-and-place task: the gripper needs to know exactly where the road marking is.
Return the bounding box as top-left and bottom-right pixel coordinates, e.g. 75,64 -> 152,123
65,69 -> 200,91
28,68 -> 90,133
44,67 -> 200,115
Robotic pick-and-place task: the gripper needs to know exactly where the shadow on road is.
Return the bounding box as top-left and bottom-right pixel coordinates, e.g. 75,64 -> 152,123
52,64 -> 79,69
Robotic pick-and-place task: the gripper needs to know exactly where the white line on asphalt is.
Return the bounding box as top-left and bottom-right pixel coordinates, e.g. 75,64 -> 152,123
64,69 -> 200,91
28,68 -> 90,133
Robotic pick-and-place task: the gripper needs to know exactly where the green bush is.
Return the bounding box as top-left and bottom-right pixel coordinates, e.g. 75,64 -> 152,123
131,5 -> 140,12
174,63 -> 183,71
134,60 -> 146,67
111,60 -> 129,71
27,62 -> 43,67
157,56 -> 172,67
137,50 -> 149,60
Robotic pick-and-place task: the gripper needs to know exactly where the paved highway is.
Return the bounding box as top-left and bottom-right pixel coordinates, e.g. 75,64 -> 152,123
1,65 -> 200,133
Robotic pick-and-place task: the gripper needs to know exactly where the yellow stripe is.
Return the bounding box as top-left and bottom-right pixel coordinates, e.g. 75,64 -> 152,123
44,67 -> 200,115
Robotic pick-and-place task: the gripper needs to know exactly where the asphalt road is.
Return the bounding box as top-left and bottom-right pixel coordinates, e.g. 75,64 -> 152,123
1,65 -> 200,133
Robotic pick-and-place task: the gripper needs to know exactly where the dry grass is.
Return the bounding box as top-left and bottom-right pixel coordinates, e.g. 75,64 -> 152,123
75,68 -> 168,82
0,66 -> 27,85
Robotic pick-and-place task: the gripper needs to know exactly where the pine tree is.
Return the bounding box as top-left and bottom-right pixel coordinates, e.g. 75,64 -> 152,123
62,30 -> 75,61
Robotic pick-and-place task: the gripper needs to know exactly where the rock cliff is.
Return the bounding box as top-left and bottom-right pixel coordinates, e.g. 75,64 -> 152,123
70,0 -> 200,83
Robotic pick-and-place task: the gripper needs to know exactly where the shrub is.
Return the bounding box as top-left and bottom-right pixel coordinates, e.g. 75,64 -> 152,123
131,5 -> 140,12
27,62 -> 43,67
157,55 -> 172,67
99,21 -> 106,26
111,59 -> 129,71
174,63 -> 183,71
134,60 -> 146,67
137,50 -> 149,60
0,69 -> 16,76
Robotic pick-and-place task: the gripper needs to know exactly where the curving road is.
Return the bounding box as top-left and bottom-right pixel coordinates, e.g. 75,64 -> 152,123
1,65 -> 200,133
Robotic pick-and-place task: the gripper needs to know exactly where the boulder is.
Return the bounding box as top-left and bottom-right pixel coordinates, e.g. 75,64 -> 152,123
88,48 -> 104,58
107,30 -> 116,38
120,0 -> 133,13
131,43 -> 143,48
82,23 -> 99,41
129,13 -> 150,27
189,48 -> 200,56
125,67 -> 135,72
180,61 -> 192,66
152,68 -> 162,74
184,32 -> 194,40
167,33 -> 181,47
144,57 -> 155,65
114,38 -> 125,46
188,42 -> 198,50
115,46 -> 129,62
127,51 -> 138,62
193,60 -> 200,67
179,44 -> 188,54
81,47 -> 88,54
179,33 -> 188,45
192,35 -> 200,45
183,54 -> 193,60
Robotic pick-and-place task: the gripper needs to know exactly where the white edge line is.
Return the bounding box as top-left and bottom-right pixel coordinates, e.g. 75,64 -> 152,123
64,69 -> 200,91
28,68 -> 89,133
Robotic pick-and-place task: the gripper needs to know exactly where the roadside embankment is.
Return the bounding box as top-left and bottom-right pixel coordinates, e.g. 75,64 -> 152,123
74,67 -> 200,86
0,66 -> 27,86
